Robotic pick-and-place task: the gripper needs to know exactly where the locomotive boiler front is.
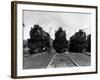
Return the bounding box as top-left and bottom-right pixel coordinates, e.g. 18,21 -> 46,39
68,29 -> 87,52
28,24 -> 50,54
53,27 -> 68,53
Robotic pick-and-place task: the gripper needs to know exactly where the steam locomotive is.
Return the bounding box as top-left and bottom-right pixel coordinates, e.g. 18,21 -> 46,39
68,30 -> 87,52
53,27 -> 68,53
28,24 -> 50,54
27,24 -> 91,54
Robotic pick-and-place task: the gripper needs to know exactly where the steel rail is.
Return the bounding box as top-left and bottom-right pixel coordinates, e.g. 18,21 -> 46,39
46,52 -> 57,68
64,53 -> 79,67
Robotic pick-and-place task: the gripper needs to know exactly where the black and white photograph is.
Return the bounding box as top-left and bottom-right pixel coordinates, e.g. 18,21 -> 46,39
23,10 -> 91,69
11,1 -> 97,78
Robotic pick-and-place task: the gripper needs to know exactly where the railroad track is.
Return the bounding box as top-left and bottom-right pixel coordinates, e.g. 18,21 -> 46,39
46,52 -> 57,68
82,52 -> 91,56
23,52 -> 47,58
46,52 -> 79,68
64,52 -> 79,67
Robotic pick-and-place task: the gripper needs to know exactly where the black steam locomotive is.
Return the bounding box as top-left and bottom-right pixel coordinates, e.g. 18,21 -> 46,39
53,27 -> 68,53
27,24 -> 90,54
68,30 -> 87,52
28,24 -> 50,54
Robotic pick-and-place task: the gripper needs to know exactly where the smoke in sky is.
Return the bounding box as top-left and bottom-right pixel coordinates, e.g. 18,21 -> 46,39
23,10 -> 91,40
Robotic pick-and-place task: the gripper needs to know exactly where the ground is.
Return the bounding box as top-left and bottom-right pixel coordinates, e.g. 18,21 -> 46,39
23,48 -> 90,69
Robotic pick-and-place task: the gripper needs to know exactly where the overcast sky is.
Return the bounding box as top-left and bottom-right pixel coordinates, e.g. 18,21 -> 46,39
23,10 -> 91,40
